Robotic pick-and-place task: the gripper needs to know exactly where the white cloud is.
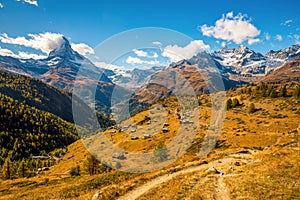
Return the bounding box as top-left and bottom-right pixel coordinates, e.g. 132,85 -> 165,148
0,32 -> 94,56
152,52 -> 158,58
133,49 -> 148,57
71,43 -> 94,56
162,40 -> 210,62
152,41 -> 162,46
281,20 -> 292,26
23,0 -> 38,6
288,34 -> 300,43
248,38 -> 260,45
0,32 -> 64,54
94,61 -> 125,71
0,47 -> 15,57
275,34 -> 283,41
132,49 -> 159,59
126,56 -> 159,65
17,51 -> 46,59
200,12 -> 260,44
0,47 -> 46,60
265,33 -> 271,41
221,41 -> 227,48
0,3 -> 4,8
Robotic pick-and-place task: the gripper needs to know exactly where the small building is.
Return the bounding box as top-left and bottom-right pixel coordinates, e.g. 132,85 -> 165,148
181,120 -> 194,124
162,128 -> 169,133
131,136 -> 139,140
32,156 -> 50,160
163,123 -> 170,127
144,134 -> 152,139
112,152 -> 126,160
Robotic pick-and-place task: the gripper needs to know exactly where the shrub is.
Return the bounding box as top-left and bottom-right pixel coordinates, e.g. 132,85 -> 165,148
248,103 -> 256,114
70,165 -> 80,177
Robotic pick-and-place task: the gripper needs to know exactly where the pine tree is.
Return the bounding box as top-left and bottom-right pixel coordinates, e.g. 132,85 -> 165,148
232,98 -> 240,108
153,142 -> 169,163
293,85 -> 300,99
269,89 -> 277,98
279,85 -> 287,97
84,154 -> 99,175
226,99 -> 233,110
2,157 -> 11,179
17,159 -> 27,178
248,103 -> 256,114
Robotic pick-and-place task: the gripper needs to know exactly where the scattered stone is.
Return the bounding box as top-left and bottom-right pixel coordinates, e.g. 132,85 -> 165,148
205,166 -> 220,174
131,136 -> 139,140
144,134 -> 151,139
112,152 -> 126,160
264,146 -> 270,150
200,160 -> 208,165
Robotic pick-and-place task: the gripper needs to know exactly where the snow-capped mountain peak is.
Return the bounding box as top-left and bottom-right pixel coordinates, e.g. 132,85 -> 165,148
265,44 -> 300,61
47,37 -> 84,62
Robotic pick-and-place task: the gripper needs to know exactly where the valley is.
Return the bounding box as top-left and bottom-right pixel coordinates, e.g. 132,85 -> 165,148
0,81 -> 299,199
0,25 -> 299,200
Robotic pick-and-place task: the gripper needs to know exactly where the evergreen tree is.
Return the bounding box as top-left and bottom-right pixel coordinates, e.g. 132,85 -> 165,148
84,154 -> 99,175
293,85 -> 300,99
248,103 -> 256,114
17,159 -> 27,178
153,142 -> 169,163
226,99 -> 233,110
2,157 -> 11,179
279,85 -> 287,97
232,98 -> 240,108
70,165 -> 80,177
269,89 -> 277,98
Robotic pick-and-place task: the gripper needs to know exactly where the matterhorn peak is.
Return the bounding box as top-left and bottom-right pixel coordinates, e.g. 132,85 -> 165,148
48,36 -> 82,60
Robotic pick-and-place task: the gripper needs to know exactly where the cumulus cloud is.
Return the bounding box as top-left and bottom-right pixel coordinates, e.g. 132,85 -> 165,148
23,0 -> 38,6
275,34 -> 283,41
200,12 -> 260,44
0,3 -> 3,8
0,32 -> 94,56
0,47 -> 15,57
162,40 -> 210,62
132,49 -> 159,59
71,43 -> 94,56
0,32 -> 64,54
133,49 -> 148,57
281,20 -> 292,26
248,38 -> 260,45
0,47 -> 46,60
17,51 -> 46,59
152,52 -> 158,58
126,56 -> 159,65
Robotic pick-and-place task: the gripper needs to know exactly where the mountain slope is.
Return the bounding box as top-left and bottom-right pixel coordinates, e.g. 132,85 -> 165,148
132,52 -> 243,106
0,37 -> 132,116
212,45 -> 294,77
260,56 -> 300,83
0,92 -> 79,162
0,82 -> 299,199
0,70 -> 114,129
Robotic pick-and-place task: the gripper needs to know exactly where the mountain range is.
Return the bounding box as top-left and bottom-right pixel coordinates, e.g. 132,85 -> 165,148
0,38 -> 300,111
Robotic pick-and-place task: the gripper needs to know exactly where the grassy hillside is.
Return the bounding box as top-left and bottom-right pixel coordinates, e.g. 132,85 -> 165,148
0,82 -> 299,199
0,70 -> 114,129
0,92 -> 79,161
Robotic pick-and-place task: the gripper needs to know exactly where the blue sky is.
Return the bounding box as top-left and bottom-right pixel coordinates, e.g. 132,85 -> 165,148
0,0 -> 299,68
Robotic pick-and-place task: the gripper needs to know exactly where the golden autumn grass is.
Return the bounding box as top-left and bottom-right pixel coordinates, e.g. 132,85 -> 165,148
0,83 -> 299,199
